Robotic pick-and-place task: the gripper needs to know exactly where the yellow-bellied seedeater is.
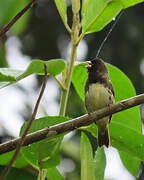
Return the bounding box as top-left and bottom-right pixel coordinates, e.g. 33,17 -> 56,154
85,58 -> 115,147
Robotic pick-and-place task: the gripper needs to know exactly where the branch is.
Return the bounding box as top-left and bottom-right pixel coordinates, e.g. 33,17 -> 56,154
0,65 -> 48,180
0,93 -> 144,155
0,0 -> 37,39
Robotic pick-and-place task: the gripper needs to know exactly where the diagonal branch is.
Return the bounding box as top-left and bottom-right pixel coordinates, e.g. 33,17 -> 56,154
0,0 -> 37,39
0,93 -> 144,156
0,65 -> 48,180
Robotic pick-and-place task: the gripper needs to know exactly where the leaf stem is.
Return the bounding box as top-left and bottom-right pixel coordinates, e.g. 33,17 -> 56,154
59,0 -> 81,116
59,44 -> 77,116
53,76 -> 67,91
64,22 -> 72,34
76,32 -> 85,46
38,169 -> 47,180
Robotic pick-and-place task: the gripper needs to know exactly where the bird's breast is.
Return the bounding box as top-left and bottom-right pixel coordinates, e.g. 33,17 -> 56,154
85,83 -> 114,112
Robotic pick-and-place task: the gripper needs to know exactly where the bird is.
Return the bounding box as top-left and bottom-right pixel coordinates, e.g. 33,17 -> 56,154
85,58 -> 115,147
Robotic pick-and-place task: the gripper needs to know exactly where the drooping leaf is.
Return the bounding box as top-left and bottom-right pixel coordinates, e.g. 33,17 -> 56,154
20,116 -> 70,169
81,132 -> 95,180
94,147 -> 106,180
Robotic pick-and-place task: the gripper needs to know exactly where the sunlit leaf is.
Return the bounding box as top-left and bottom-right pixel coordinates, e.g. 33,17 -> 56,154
81,0 -> 143,34
120,0 -> 144,8
17,59 -> 66,80
54,0 -> 67,26
0,59 -> 66,89
81,0 -> 123,33
0,151 -> 28,168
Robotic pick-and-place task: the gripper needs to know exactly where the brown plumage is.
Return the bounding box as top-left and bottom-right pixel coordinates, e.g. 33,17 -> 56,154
85,58 -> 115,147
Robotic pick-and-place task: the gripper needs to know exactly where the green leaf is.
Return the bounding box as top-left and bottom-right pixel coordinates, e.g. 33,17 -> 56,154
81,0 -> 144,34
110,122 -> 144,160
81,0 -> 123,34
0,166 -> 36,180
0,59 -> 66,89
17,59 -> 67,80
86,122 -> 142,177
107,64 -> 141,176
0,68 -> 23,82
20,116 -> 70,169
94,147 -> 106,180
107,63 -> 141,131
54,0 -> 67,25
0,43 -> 8,67
87,121 -> 144,160
0,0 -> 30,35
0,151 -> 28,168
72,62 -> 88,101
72,62 -> 141,176
119,151 -> 140,177
46,167 -> 64,180
81,132 -> 95,180
120,0 -> 144,8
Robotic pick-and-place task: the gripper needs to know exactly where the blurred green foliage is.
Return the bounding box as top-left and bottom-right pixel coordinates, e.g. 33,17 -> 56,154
0,0 -> 30,34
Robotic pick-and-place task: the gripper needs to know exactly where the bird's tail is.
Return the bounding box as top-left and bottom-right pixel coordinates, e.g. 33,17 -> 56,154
98,127 -> 110,148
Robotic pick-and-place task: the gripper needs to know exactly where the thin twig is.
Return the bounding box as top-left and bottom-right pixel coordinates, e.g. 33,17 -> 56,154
0,0 -> 37,39
53,76 -> 67,91
0,64 -> 48,180
0,93 -> 144,156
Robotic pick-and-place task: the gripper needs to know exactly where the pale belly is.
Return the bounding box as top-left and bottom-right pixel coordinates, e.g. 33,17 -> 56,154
85,83 -> 114,113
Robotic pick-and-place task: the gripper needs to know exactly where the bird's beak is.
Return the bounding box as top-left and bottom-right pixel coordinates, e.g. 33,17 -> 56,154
86,61 -> 92,69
